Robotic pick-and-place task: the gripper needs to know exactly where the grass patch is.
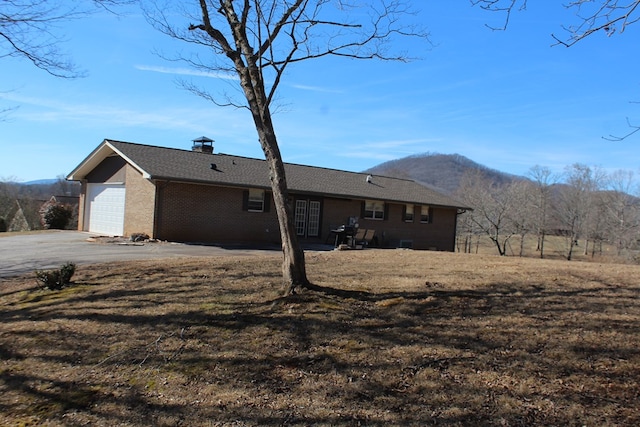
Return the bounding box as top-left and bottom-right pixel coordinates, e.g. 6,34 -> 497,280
1,251 -> 639,426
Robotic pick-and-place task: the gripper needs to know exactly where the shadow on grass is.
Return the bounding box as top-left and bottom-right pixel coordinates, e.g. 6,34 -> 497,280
2,268 -> 640,425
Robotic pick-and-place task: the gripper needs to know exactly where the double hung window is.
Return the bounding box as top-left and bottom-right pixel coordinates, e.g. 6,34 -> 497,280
247,189 -> 265,212
364,200 -> 385,220
404,204 -> 414,222
420,205 -> 432,223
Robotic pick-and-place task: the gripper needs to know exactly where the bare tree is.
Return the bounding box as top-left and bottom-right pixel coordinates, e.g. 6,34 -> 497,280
603,170 -> 640,257
457,170 -> 520,256
528,165 -> 556,258
142,0 -> 429,294
507,180 -> 535,257
1,1 -> 132,78
580,165 -> 607,256
456,210 -> 479,254
553,164 -> 600,260
471,0 -> 640,45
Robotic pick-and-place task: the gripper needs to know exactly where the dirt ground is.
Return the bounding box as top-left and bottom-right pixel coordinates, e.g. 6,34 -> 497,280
1,249 -> 639,426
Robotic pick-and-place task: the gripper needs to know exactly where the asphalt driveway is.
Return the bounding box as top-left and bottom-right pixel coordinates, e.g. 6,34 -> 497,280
0,231 -> 278,278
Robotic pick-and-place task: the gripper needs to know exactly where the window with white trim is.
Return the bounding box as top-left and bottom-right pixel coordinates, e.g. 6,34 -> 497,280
248,189 -> 265,212
364,200 -> 385,220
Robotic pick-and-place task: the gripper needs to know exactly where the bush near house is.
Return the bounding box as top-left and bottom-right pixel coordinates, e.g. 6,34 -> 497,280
42,203 -> 73,230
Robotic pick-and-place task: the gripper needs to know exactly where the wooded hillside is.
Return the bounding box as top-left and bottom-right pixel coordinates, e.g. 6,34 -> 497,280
365,153 -> 521,194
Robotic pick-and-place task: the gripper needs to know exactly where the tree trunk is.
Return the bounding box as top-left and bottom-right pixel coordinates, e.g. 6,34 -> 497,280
259,129 -> 309,294
567,234 -> 577,261
245,97 -> 309,294
233,65 -> 309,294
491,236 -> 506,256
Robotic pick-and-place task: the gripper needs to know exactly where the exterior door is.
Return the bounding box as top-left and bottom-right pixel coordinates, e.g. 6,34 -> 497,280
294,199 -> 321,237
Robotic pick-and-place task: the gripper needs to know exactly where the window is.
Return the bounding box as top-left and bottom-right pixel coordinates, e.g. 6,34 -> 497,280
420,205 -> 432,223
404,204 -> 414,222
364,200 -> 385,220
247,189 -> 265,212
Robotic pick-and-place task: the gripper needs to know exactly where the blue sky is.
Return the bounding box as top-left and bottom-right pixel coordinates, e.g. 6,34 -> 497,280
1,1 -> 638,184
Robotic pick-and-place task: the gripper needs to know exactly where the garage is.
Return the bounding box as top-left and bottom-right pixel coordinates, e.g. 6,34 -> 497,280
85,184 -> 126,235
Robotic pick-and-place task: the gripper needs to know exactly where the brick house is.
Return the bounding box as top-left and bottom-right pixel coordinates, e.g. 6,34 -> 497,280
67,139 -> 468,251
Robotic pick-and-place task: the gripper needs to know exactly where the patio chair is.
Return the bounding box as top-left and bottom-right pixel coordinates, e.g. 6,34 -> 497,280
351,228 -> 366,246
356,229 -> 376,248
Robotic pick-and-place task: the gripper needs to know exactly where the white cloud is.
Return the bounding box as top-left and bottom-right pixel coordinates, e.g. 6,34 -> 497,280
0,92 -> 247,135
290,84 -> 344,94
134,64 -> 238,80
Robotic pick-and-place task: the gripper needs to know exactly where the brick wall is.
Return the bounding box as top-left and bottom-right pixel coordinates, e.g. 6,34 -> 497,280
156,182 -> 281,244
123,165 -> 156,237
361,204 -> 457,251
77,181 -> 87,231
308,197 -> 458,251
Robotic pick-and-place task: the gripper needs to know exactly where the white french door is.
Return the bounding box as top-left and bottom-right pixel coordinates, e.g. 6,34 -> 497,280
294,199 -> 321,237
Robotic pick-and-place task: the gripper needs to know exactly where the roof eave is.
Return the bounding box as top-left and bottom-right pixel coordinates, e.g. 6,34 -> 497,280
66,139 -> 151,181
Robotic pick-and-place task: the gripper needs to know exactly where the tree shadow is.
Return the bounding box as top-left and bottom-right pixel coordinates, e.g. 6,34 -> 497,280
2,267 -> 640,426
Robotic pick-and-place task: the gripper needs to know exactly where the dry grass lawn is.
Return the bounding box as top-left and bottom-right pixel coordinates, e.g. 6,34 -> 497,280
1,249 -> 639,426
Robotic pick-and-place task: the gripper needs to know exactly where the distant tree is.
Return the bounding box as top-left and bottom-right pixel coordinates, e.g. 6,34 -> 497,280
143,0 -> 429,294
54,174 -> 78,196
507,180 -> 536,256
0,177 -> 20,199
603,170 -> 640,256
456,208 -> 480,254
0,217 -> 6,232
458,170 -> 520,256
528,165 -> 556,258
554,164 -> 599,261
580,166 -> 607,256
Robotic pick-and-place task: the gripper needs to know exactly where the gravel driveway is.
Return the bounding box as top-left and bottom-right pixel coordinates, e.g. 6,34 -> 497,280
0,231 -> 278,278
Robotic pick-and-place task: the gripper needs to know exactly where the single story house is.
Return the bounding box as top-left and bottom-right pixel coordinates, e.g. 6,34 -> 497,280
67,138 -> 468,251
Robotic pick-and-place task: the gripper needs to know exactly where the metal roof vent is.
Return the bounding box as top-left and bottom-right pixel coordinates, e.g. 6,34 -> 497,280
192,136 -> 214,154
366,174 -> 372,183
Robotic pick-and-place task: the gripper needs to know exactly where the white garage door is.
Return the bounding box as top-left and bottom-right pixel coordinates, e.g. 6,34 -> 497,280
86,184 -> 126,236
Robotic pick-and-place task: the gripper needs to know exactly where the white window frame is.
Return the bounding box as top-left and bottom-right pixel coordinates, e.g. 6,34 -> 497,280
248,189 -> 265,212
307,200 -> 321,237
294,200 -> 307,235
364,200 -> 385,220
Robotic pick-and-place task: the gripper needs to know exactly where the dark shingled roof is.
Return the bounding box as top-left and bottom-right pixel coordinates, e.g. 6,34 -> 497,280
78,139 -> 467,209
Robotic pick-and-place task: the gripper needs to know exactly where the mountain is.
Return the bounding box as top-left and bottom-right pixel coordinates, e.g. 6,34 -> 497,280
23,179 -> 58,185
364,153 -> 522,194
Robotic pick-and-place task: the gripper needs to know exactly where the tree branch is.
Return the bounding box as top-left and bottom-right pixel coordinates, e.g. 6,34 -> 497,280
0,0 -> 133,78
603,117 -> 640,141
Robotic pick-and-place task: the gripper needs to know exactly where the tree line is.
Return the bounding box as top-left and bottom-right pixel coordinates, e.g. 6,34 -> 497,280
0,178 -> 80,232
456,164 -> 640,261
